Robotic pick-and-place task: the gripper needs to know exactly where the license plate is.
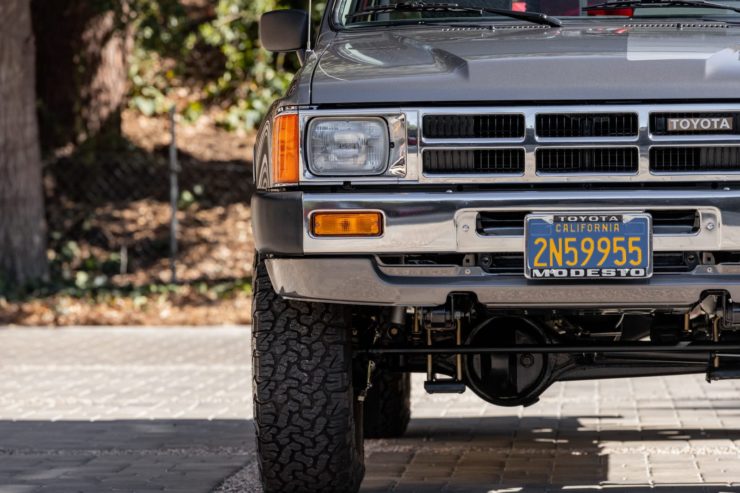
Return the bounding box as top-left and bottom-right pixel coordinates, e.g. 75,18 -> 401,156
524,213 -> 652,279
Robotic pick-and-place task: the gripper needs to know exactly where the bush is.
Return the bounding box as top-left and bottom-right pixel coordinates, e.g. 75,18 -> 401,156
129,0 -> 325,130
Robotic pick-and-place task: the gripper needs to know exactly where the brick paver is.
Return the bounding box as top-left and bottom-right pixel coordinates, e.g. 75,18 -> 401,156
0,328 -> 254,493
2,328 -> 740,492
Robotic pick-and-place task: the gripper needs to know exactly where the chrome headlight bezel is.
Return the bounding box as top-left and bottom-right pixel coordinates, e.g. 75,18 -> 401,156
302,113 -> 408,179
306,117 -> 390,176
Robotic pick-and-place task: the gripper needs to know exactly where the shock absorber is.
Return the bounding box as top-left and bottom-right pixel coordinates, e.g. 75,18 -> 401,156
422,304 -> 466,394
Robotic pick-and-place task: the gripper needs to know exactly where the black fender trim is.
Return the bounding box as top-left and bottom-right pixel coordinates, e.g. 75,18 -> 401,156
252,192 -> 304,255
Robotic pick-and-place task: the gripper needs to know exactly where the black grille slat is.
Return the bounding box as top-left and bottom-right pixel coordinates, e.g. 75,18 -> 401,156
476,210 -> 698,237
651,147 -> 740,172
423,114 -> 525,139
536,113 -> 638,137
651,113 -> 740,135
652,210 -> 699,235
477,211 -> 528,236
536,148 -> 639,174
423,149 -> 525,174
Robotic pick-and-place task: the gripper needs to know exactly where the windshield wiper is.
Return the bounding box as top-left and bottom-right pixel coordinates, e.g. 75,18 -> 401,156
586,0 -> 740,15
350,1 -> 563,28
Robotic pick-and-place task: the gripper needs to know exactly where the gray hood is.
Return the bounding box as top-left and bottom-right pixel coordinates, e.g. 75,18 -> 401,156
312,23 -> 740,104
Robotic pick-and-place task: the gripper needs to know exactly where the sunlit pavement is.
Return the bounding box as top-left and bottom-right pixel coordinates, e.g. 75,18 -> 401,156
2,328 -> 740,493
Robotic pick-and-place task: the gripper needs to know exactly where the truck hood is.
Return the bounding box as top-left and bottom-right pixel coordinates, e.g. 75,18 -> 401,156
312,23 -> 740,104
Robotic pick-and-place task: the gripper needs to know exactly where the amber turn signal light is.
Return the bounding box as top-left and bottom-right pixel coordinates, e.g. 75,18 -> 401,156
272,113 -> 299,184
311,212 -> 383,237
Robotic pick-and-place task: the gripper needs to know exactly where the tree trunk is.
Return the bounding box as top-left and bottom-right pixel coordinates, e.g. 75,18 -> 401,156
0,0 -> 49,285
32,1 -> 130,152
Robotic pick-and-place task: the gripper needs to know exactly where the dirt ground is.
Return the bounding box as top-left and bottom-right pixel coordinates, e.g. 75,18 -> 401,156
1,111 -> 257,326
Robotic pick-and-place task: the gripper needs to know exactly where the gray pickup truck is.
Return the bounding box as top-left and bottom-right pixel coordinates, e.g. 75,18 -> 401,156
252,1 -> 740,490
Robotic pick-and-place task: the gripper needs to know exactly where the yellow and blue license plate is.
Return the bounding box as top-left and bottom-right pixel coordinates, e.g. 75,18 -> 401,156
524,213 -> 652,279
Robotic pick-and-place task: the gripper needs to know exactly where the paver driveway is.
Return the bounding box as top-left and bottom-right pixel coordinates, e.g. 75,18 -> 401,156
1,327 -> 740,493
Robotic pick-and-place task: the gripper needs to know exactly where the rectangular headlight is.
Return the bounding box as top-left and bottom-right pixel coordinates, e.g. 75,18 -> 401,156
307,118 -> 389,176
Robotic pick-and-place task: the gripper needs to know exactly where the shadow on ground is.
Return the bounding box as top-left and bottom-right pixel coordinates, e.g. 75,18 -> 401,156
360,416 -> 740,493
2,415 -> 739,492
0,420 -> 255,493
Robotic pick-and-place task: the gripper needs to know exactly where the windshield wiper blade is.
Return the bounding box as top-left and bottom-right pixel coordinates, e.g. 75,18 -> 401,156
350,1 -> 563,27
586,0 -> 740,15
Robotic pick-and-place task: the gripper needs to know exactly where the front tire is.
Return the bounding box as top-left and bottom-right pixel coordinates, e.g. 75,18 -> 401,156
252,260 -> 365,493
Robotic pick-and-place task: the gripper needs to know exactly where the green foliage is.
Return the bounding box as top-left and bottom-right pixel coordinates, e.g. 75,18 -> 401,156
178,184 -> 204,209
129,0 -> 325,130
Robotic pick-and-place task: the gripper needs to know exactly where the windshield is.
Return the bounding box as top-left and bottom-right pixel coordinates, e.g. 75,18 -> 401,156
336,0 -> 740,26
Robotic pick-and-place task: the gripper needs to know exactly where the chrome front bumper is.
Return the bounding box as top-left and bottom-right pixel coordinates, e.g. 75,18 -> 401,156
253,187 -> 740,308
266,258 -> 740,308
298,189 -> 740,254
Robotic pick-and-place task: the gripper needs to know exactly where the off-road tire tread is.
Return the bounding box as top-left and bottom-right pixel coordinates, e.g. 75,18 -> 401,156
363,371 -> 411,438
252,260 -> 364,492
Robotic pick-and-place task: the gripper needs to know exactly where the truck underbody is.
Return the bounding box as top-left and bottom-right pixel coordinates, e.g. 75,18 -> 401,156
351,296 -> 740,407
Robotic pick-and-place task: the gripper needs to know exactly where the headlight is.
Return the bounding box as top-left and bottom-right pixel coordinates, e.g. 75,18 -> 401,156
307,118 -> 389,176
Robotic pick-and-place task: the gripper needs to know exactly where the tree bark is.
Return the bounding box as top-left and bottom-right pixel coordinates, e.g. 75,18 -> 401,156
0,0 -> 49,285
32,1 -> 130,151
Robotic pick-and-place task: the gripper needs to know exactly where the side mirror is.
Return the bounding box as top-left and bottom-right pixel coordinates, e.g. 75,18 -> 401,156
260,9 -> 309,53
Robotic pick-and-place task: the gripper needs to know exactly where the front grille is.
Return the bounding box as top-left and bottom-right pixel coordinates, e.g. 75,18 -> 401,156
476,210 -> 698,237
423,149 -> 525,174
477,211 -> 527,236
651,113 -> 739,135
412,104 -> 740,184
652,210 -> 700,235
536,113 -> 638,138
536,148 -> 639,174
423,114 -> 525,139
650,147 -> 740,172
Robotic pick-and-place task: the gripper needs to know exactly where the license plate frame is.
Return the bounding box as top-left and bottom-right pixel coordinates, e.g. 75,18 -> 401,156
524,212 -> 653,280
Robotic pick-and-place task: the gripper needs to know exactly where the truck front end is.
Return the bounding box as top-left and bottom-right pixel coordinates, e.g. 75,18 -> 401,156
251,2 -> 740,491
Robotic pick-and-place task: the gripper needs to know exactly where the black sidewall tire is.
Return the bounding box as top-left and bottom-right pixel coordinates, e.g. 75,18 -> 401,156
252,259 -> 365,492
363,370 -> 411,439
